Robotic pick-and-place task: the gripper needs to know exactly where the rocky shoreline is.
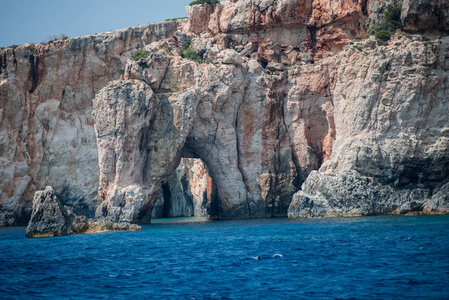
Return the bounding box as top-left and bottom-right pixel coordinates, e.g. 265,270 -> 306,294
0,0 -> 448,236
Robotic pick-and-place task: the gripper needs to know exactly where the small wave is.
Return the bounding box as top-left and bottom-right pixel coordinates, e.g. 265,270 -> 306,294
251,256 -> 265,260
250,254 -> 283,260
109,273 -> 134,278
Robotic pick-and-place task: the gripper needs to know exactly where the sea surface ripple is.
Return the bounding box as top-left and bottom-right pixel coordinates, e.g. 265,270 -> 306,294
1,215 -> 448,299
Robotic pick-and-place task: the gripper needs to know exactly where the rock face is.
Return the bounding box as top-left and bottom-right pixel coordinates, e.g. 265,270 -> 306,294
0,22 -> 179,226
1,0 -> 449,227
401,0 -> 449,32
93,50 -> 304,221
25,186 -> 140,238
289,35 -> 449,217
289,171 -> 449,217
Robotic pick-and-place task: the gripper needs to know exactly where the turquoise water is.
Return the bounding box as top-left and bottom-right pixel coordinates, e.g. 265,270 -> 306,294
1,215 -> 448,299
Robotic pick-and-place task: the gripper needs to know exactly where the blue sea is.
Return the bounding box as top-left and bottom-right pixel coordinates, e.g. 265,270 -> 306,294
1,215 -> 448,299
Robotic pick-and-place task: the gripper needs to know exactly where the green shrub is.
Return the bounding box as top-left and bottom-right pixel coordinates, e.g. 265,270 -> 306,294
181,40 -> 202,62
182,47 -> 201,62
367,25 -> 381,35
42,33 -> 69,44
383,4 -> 402,31
376,30 -> 391,41
131,49 -> 151,61
27,44 -> 36,52
182,41 -> 191,50
165,17 -> 188,21
366,4 -> 402,40
204,58 -> 213,64
189,0 -> 220,6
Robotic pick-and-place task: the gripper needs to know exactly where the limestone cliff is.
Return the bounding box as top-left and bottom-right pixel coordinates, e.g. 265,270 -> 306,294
0,22 -> 179,225
288,33 -> 449,217
1,0 -> 448,227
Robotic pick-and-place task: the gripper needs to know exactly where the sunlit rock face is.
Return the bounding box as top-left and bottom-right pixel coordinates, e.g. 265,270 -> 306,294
0,23 -> 179,226
1,0 -> 449,226
289,35 -> 449,217
93,49 -> 304,221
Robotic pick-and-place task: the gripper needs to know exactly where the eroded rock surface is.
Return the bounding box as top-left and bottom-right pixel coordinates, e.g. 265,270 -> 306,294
93,47 -> 312,221
401,0 -> 449,32
25,186 -> 73,237
25,186 -> 140,238
0,22 -> 180,226
289,35 -> 449,217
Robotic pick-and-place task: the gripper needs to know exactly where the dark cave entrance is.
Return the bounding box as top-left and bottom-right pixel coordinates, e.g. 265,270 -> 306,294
161,182 -> 172,218
151,157 -> 218,219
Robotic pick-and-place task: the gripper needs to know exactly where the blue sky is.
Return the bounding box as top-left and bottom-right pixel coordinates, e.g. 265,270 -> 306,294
0,0 -> 192,47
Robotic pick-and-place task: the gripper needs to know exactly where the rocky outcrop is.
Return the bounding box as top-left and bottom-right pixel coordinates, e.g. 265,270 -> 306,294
1,0 -> 449,227
187,0 -> 370,61
26,186 -> 73,237
26,186 -> 140,238
289,171 -> 449,217
289,34 -> 449,217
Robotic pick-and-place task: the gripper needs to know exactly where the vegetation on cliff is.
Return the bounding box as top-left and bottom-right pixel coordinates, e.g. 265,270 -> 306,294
182,41 -> 201,62
189,0 -> 220,6
164,17 -> 188,22
42,33 -> 69,45
131,49 -> 151,61
367,4 -> 402,42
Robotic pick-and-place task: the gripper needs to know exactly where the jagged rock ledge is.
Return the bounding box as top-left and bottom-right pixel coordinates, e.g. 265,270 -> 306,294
288,171 -> 449,218
25,187 -> 140,238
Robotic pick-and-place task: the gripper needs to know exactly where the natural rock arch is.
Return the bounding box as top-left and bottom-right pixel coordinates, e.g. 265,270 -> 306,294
91,50 -> 317,223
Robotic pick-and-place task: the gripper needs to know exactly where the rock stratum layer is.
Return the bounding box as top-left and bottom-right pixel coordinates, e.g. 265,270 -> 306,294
1,0 -> 449,229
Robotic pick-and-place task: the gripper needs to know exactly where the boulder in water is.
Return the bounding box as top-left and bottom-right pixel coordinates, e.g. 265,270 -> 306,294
25,186 -> 141,238
25,186 -> 72,237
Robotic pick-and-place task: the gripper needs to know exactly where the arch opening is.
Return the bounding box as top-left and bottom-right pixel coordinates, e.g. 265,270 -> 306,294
151,158 -> 217,219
